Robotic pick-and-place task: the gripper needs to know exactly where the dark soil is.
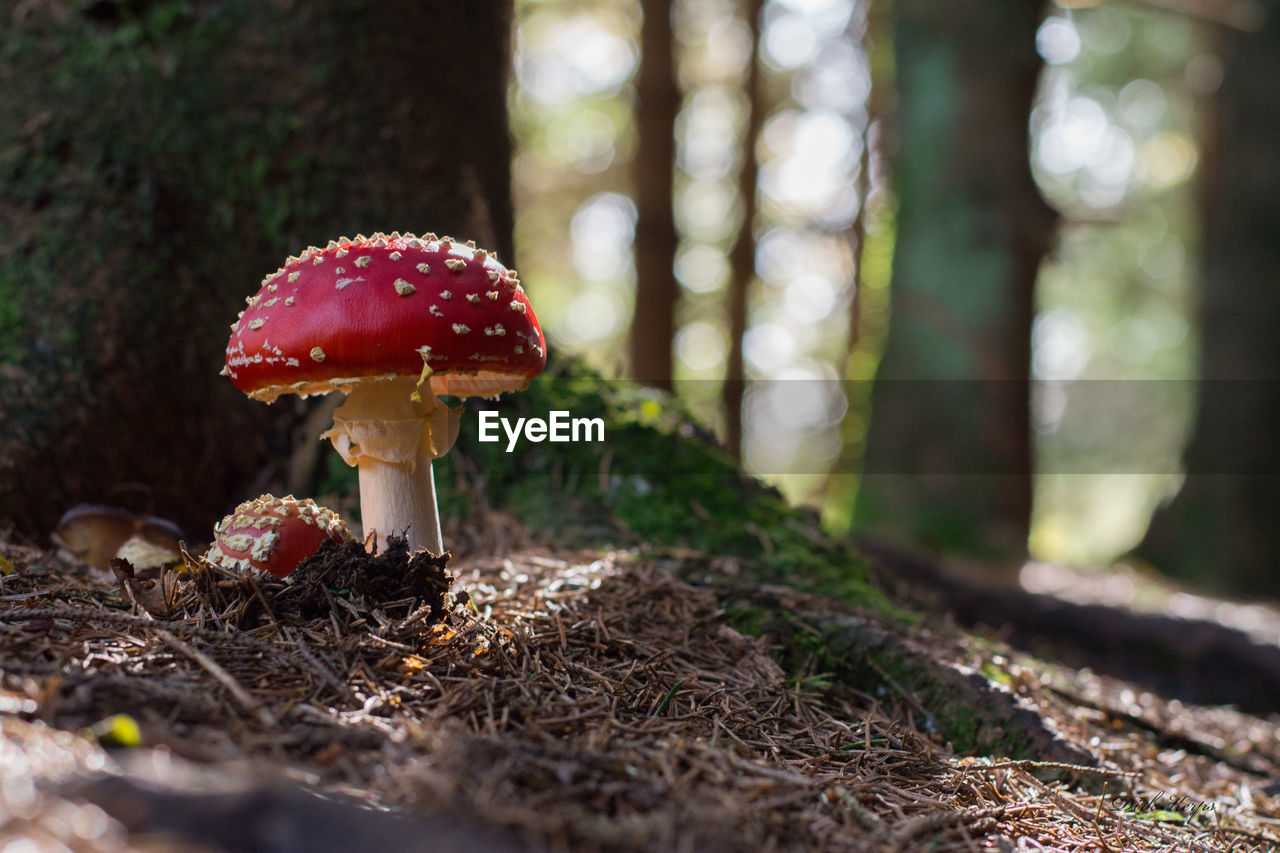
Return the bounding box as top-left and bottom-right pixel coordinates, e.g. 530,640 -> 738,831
272,536 -> 463,623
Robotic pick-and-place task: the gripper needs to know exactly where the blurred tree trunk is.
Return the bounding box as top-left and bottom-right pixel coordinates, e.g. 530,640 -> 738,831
1137,5 -> 1280,597
631,0 -> 681,390
0,0 -> 514,538
723,0 -> 766,461
855,0 -> 1056,561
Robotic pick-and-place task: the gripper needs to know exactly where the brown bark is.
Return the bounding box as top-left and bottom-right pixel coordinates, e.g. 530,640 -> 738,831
631,0 -> 682,389
722,0 -> 766,461
845,122 -> 872,362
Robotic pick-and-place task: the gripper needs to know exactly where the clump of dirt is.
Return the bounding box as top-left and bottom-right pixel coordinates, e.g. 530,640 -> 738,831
170,535 -> 463,634
273,536 -> 464,622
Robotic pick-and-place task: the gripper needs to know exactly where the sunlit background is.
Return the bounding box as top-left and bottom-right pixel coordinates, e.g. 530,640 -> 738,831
509,0 -> 1208,568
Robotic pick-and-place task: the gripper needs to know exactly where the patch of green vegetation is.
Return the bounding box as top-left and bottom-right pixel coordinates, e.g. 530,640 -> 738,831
871,653 -> 1033,756
979,660 -> 1013,688
880,654 -> 1035,757
723,604 -> 841,676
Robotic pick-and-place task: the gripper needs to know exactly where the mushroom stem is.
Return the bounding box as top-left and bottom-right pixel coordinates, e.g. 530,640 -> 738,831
357,455 -> 443,555
321,377 -> 458,555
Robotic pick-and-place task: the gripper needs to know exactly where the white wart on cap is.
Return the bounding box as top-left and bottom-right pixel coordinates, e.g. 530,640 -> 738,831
223,232 -> 545,403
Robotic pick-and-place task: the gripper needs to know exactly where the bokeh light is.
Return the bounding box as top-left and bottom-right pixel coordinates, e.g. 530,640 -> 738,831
509,0 -> 1206,566
1030,4 -> 1202,565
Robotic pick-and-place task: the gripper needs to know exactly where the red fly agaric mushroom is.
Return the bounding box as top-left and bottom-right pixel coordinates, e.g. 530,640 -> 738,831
222,233 -> 545,555
206,494 -> 353,578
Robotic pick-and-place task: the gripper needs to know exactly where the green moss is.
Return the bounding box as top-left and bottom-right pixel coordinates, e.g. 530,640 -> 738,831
865,648 -> 1036,757
979,660 -> 1013,688
723,604 -> 840,677
723,604 -> 774,639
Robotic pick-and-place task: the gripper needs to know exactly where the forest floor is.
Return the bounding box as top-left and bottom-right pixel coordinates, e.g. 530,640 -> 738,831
1,513 -> 1279,852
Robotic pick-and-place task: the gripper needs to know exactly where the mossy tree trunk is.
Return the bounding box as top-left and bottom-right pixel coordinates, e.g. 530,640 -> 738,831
855,0 -> 1057,560
0,0 -> 513,537
1138,2 -> 1280,597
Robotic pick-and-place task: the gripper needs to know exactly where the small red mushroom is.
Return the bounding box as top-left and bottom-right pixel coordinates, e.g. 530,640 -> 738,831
206,494 -> 352,578
221,233 -> 545,555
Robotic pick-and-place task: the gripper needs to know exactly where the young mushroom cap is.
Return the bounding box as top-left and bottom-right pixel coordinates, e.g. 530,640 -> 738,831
223,232 -> 545,403
206,494 -> 352,579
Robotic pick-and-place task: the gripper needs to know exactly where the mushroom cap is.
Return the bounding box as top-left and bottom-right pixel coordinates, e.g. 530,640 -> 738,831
54,504 -> 184,571
224,232 -> 546,403
206,494 -> 352,578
